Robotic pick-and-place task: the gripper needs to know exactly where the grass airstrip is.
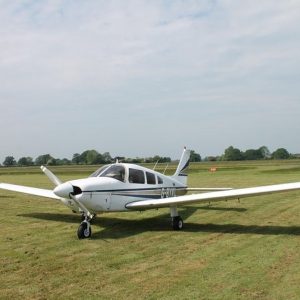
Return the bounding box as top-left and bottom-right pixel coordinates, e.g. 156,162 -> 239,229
1,160 -> 300,299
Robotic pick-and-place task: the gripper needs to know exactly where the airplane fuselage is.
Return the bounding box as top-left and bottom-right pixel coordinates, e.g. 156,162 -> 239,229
54,163 -> 188,214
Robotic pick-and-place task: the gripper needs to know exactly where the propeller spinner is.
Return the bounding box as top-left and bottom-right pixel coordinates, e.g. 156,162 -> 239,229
53,182 -> 82,198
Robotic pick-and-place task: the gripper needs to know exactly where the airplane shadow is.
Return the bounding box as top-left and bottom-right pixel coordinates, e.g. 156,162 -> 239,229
0,195 -> 15,199
18,206 -> 300,239
183,223 -> 300,236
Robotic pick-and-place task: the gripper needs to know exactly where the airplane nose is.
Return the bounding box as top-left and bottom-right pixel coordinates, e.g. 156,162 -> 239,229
53,182 -> 74,198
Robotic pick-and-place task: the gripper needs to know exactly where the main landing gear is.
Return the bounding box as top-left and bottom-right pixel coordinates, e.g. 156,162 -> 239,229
172,216 -> 183,230
170,206 -> 183,230
77,207 -> 183,238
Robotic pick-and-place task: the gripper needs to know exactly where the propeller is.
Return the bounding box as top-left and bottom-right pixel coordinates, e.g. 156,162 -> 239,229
40,165 -> 92,220
41,166 -> 62,186
40,165 -> 93,230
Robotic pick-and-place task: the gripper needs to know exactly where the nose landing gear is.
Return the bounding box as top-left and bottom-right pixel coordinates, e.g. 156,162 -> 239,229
78,212 -> 97,239
68,193 -> 94,239
77,220 -> 92,239
78,213 -> 96,239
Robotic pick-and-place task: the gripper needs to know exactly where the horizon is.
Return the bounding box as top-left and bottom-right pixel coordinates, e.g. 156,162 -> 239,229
1,145 -> 297,165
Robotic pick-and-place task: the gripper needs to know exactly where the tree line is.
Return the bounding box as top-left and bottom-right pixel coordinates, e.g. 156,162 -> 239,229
1,149 -> 174,167
0,146 -> 297,167
205,146 -> 293,161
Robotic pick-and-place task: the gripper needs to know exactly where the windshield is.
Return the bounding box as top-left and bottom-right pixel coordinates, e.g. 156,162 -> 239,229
89,165 -> 111,177
100,165 -> 125,182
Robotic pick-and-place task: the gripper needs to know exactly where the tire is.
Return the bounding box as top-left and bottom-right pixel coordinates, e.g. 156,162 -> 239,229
172,216 -> 183,230
77,222 -> 92,239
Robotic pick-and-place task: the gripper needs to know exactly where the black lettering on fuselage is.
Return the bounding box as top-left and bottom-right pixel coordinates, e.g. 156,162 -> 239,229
161,188 -> 176,198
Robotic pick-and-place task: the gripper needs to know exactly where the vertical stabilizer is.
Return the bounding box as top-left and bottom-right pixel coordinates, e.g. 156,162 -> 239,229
172,148 -> 191,185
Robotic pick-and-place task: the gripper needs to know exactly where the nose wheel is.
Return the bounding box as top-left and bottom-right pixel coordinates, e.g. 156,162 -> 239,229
77,220 -> 92,239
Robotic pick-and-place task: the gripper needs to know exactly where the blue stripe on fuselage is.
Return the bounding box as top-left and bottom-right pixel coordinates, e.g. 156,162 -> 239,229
83,187 -> 186,193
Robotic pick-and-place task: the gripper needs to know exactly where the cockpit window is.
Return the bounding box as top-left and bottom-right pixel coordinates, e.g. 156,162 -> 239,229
129,168 -> 145,184
100,165 -> 125,182
157,176 -> 163,184
89,165 -> 111,177
146,172 -> 156,184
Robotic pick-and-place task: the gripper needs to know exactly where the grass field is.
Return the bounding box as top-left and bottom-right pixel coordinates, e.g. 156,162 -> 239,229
1,160 -> 300,299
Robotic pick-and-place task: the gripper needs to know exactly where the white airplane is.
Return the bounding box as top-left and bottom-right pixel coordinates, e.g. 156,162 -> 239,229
1,148 -> 300,239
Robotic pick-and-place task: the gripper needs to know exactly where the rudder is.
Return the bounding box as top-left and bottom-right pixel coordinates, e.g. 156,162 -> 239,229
172,148 -> 191,185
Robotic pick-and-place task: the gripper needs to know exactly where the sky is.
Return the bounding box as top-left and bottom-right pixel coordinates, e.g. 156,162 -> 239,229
1,0 -> 300,162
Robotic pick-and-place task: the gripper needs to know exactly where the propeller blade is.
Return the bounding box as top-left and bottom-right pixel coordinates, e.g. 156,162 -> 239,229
41,165 -> 63,187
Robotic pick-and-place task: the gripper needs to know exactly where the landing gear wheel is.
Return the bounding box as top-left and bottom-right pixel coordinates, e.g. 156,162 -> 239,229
172,216 -> 183,230
77,221 -> 92,239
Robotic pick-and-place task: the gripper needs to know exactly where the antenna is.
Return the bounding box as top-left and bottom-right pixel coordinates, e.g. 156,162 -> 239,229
163,163 -> 169,174
114,156 -> 125,164
153,160 -> 159,171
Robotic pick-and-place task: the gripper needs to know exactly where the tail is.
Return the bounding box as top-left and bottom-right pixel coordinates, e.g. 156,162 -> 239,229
172,148 -> 191,185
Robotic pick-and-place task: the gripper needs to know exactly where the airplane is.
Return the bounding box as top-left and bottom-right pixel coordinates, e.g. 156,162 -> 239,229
1,148 -> 300,239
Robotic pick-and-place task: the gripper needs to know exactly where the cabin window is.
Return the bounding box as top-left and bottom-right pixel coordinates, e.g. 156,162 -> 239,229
129,168 -> 145,184
89,165 -> 111,177
146,172 -> 156,184
157,176 -> 163,184
100,165 -> 125,182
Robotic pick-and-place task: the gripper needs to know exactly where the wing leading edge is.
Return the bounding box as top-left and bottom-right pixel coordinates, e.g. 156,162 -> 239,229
186,188 -> 233,192
126,182 -> 300,210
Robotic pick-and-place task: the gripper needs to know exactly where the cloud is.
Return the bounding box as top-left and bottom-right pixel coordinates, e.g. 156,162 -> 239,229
0,0 -> 300,161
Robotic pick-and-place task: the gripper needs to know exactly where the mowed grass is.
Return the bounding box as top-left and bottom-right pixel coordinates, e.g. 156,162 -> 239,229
1,161 -> 300,299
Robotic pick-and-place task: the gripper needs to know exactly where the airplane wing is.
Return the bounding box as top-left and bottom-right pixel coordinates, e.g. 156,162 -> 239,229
0,183 -> 61,200
126,182 -> 300,210
186,188 -> 233,192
